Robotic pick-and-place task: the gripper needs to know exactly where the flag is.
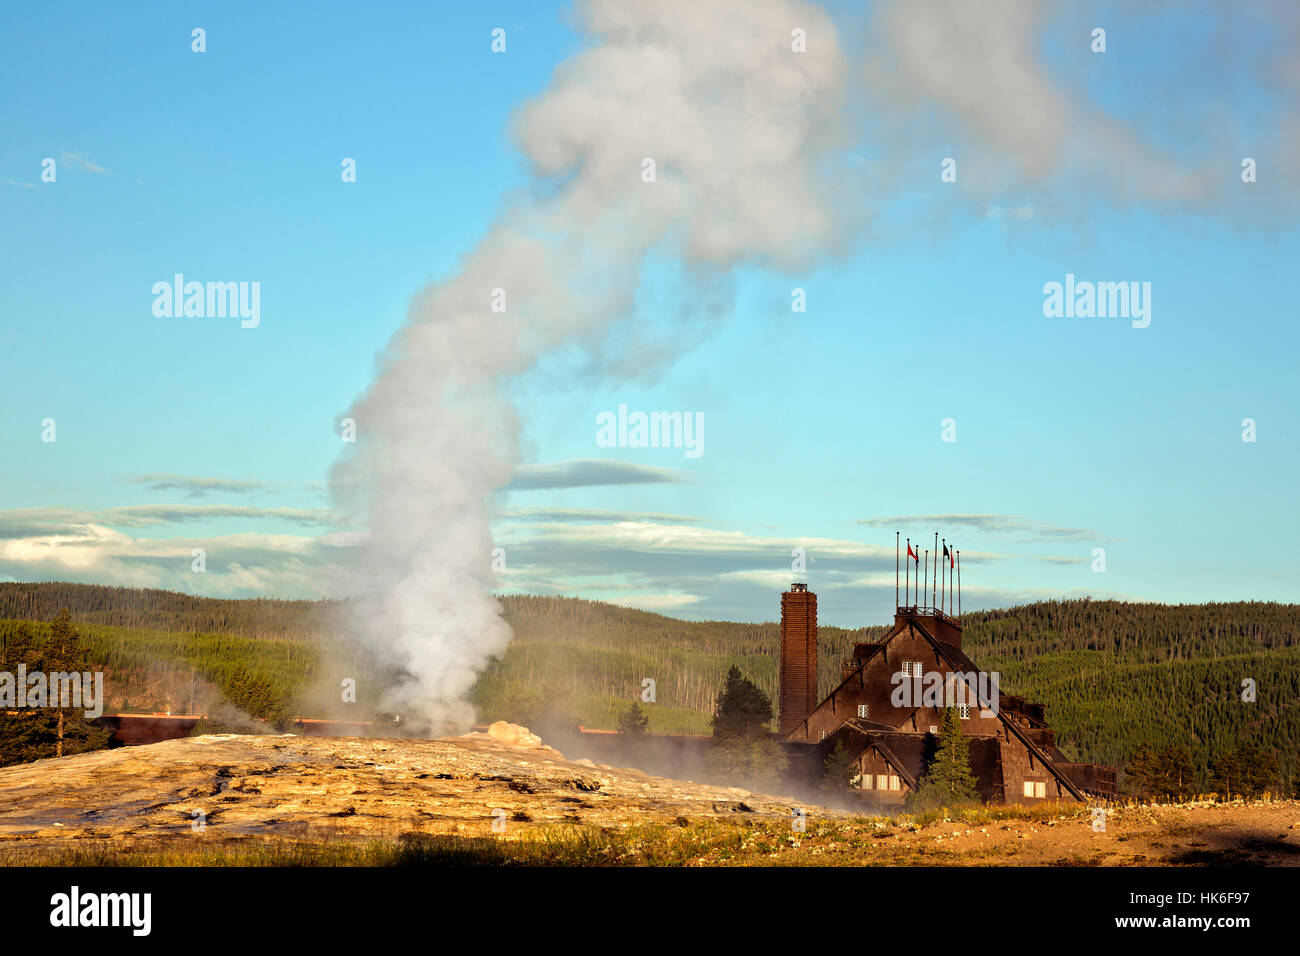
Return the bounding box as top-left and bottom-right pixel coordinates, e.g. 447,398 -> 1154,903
944,544 -> 954,568
907,543 -> 918,564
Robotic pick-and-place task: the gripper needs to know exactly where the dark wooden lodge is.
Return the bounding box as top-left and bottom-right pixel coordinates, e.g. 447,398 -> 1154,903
778,583 -> 1117,806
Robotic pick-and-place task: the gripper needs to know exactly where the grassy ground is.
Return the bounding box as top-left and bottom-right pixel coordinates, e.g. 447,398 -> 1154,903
9,799 -> 1296,867
2,801 -> 1095,867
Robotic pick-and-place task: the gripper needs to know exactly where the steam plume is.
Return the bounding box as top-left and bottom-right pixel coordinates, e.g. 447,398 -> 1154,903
330,0 -> 849,733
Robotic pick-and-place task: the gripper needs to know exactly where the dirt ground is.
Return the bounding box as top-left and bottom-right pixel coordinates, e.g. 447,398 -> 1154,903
729,801 -> 1300,866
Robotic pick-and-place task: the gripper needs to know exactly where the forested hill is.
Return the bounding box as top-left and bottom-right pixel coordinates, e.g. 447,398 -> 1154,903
961,599 -> 1300,658
959,600 -> 1300,783
2,583 -> 1297,786
0,582 -> 343,640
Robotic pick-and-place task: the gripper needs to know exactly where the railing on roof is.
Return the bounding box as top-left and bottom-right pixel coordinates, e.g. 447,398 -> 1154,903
897,605 -> 962,627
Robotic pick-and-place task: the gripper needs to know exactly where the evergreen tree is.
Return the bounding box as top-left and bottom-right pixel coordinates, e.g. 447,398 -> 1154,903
0,611 -> 110,766
707,666 -> 786,789
1124,745 -> 1160,798
618,701 -> 649,736
906,707 -> 978,812
1239,743 -> 1278,797
222,664 -> 291,729
822,740 -> 857,796
711,665 -> 773,742
1153,745 -> 1197,801
1210,747 -> 1245,799
1128,745 -> 1197,801
1211,742 -> 1278,799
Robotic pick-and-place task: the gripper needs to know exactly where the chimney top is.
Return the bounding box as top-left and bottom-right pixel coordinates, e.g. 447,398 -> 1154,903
790,583 -> 808,592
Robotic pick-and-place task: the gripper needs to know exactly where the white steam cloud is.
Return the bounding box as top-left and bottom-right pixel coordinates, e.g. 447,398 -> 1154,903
330,0 -> 848,733
862,0 -> 1300,215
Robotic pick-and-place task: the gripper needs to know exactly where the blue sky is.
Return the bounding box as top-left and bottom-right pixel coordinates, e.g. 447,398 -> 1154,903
2,1 -> 1298,626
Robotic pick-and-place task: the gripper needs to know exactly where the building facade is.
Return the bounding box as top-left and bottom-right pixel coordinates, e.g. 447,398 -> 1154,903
779,586 -> 1116,805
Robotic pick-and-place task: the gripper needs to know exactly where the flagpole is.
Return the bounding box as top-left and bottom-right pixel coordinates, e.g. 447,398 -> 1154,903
948,547 -> 953,616
957,549 -> 962,618
932,532 -> 938,611
905,538 -> 910,605
923,550 -> 928,611
941,537 -> 946,615
895,531 -> 899,610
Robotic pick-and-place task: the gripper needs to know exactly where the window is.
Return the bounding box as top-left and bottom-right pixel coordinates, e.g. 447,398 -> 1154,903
1023,780 -> 1046,799
857,704 -> 869,718
887,775 -> 901,791
929,725 -> 939,734
819,730 -> 827,741
861,773 -> 874,790
900,661 -> 923,677
957,704 -> 970,720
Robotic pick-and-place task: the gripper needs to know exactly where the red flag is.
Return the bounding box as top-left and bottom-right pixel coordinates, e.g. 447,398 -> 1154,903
907,543 -> 918,563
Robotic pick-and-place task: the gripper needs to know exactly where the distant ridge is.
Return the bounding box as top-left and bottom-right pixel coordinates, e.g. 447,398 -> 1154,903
0,582 -> 343,640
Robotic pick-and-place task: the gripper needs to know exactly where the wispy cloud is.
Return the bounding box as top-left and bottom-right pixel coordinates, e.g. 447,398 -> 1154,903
126,474 -> 270,498
608,593 -> 703,611
507,458 -> 689,490
856,514 -> 1098,542
105,505 -> 334,527
501,507 -> 703,525
59,151 -> 110,175
0,510 -> 99,542
0,505 -> 333,532
1,178 -> 37,190
985,204 -> 1034,221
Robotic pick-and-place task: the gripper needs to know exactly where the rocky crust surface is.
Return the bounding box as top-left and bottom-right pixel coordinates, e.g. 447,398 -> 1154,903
0,723 -> 826,854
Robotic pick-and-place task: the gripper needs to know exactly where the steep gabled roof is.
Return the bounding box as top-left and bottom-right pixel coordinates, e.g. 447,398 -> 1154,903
816,719 -> 923,787
870,738 -> 920,789
792,620 -> 907,721
904,620 -> 1086,801
785,618 -> 947,738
